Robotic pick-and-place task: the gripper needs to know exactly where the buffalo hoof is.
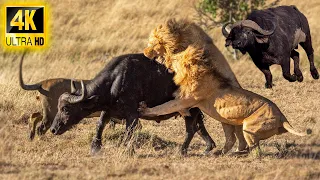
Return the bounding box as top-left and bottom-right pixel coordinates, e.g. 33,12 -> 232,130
289,74 -> 297,82
311,69 -> 319,79
180,148 -> 188,156
204,141 -> 216,154
91,138 -> 102,155
29,131 -> 35,141
296,74 -> 304,82
265,83 -> 272,89
203,150 -> 211,156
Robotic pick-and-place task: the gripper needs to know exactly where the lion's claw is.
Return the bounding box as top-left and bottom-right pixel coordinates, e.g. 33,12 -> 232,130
139,101 -> 147,109
138,101 -> 148,115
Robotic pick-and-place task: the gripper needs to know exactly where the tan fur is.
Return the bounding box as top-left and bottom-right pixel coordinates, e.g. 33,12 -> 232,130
168,46 -> 212,99
144,19 -> 247,153
29,112 -> 43,140
141,19 -> 309,152
145,19 -> 239,86
144,19 -> 240,94
293,28 -> 306,47
141,47 -> 310,151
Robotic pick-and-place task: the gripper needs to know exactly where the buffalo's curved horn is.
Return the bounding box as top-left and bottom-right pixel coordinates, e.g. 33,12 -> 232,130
222,22 -> 232,38
70,79 -> 76,94
66,80 -> 87,104
240,20 -> 275,36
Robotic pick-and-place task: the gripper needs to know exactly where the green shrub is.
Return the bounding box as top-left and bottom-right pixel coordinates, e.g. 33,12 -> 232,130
196,0 -> 279,26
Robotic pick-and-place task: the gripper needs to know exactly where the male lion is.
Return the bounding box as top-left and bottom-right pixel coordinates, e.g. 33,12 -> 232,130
140,19 -> 310,152
143,19 -> 248,154
140,45 -> 310,152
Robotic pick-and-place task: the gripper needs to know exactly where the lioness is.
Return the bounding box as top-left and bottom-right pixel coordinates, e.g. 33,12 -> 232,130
139,46 -> 310,151
143,19 -> 247,153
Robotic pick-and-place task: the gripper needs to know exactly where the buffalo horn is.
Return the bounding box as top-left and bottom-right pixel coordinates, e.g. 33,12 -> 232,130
222,22 -> 232,38
237,20 -> 275,36
66,80 -> 86,104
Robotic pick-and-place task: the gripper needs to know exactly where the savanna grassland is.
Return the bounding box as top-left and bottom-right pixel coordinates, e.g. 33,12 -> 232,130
0,0 -> 319,179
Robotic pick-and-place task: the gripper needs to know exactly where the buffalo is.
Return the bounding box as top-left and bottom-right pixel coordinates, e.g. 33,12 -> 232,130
19,53 -> 102,140
222,5 -> 319,88
19,53 -> 125,140
50,54 -> 215,155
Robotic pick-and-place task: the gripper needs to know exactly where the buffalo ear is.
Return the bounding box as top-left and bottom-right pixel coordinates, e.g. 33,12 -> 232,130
83,95 -> 99,110
225,39 -> 232,47
240,49 -> 247,55
225,31 -> 233,47
255,35 -> 269,44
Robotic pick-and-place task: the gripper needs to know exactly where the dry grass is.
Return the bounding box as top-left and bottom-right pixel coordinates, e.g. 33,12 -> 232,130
0,0 -> 319,179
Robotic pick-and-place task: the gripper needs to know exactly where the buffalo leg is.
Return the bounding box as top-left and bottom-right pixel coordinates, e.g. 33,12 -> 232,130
194,109 -> 216,155
259,66 -> 273,88
181,108 -> 215,155
299,35 -> 319,79
124,118 -> 139,144
91,111 -> 110,155
306,54 -> 319,79
291,50 -> 303,82
281,59 -> 297,82
180,115 -> 196,155
123,117 -> 139,155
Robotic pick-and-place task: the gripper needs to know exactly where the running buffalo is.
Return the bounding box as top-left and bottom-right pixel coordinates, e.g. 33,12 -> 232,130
222,5 -> 319,88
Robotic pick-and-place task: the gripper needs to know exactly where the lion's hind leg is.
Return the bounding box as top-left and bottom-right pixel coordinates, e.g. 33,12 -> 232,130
244,133 -> 262,157
242,118 -> 262,155
242,129 -> 260,150
221,123 -> 236,154
235,125 -> 248,152
242,115 -> 279,155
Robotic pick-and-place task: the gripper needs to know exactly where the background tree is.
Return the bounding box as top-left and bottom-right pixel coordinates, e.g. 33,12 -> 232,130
195,0 -> 280,27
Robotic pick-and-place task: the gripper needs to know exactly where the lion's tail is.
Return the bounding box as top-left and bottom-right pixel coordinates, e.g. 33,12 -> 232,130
282,121 -> 311,137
